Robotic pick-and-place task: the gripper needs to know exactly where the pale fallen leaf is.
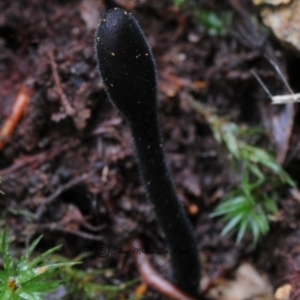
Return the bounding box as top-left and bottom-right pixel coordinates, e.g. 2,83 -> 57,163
259,0 -> 300,52
275,284 -> 291,300
207,263 -> 274,300
79,0 -> 101,30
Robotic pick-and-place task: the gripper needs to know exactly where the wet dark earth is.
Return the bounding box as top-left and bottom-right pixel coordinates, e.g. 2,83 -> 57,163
1,0 -> 300,299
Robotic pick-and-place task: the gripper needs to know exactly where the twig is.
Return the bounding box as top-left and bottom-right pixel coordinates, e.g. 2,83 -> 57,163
251,70 -> 300,105
0,144 -> 70,176
0,84 -> 32,151
34,170 -> 96,220
37,223 -> 104,241
271,94 -> 300,105
250,69 -> 274,100
48,50 -> 75,116
130,239 -> 198,300
89,117 -> 123,136
229,0 -> 249,18
82,219 -> 107,232
265,55 -> 294,95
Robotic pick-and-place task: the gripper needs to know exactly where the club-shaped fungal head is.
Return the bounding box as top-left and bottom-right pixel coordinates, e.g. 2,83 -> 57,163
95,8 -> 157,124
95,9 -> 202,297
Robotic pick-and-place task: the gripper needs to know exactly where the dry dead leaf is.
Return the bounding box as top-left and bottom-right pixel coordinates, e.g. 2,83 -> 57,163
60,204 -> 84,231
79,0 -> 101,30
275,284 -> 291,300
207,263 -> 274,300
73,82 -> 92,130
182,172 -> 201,197
255,0 -> 300,53
271,103 -> 294,164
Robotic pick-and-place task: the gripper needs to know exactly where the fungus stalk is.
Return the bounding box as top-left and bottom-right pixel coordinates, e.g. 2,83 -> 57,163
95,8 -> 200,296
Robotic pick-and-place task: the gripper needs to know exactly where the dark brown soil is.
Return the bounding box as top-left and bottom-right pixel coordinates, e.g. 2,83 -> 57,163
1,0 -> 300,299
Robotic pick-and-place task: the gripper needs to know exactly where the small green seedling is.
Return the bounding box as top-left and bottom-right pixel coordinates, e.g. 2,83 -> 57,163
192,100 -> 295,244
174,1 -> 232,36
47,252 -> 139,300
0,228 -> 78,300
